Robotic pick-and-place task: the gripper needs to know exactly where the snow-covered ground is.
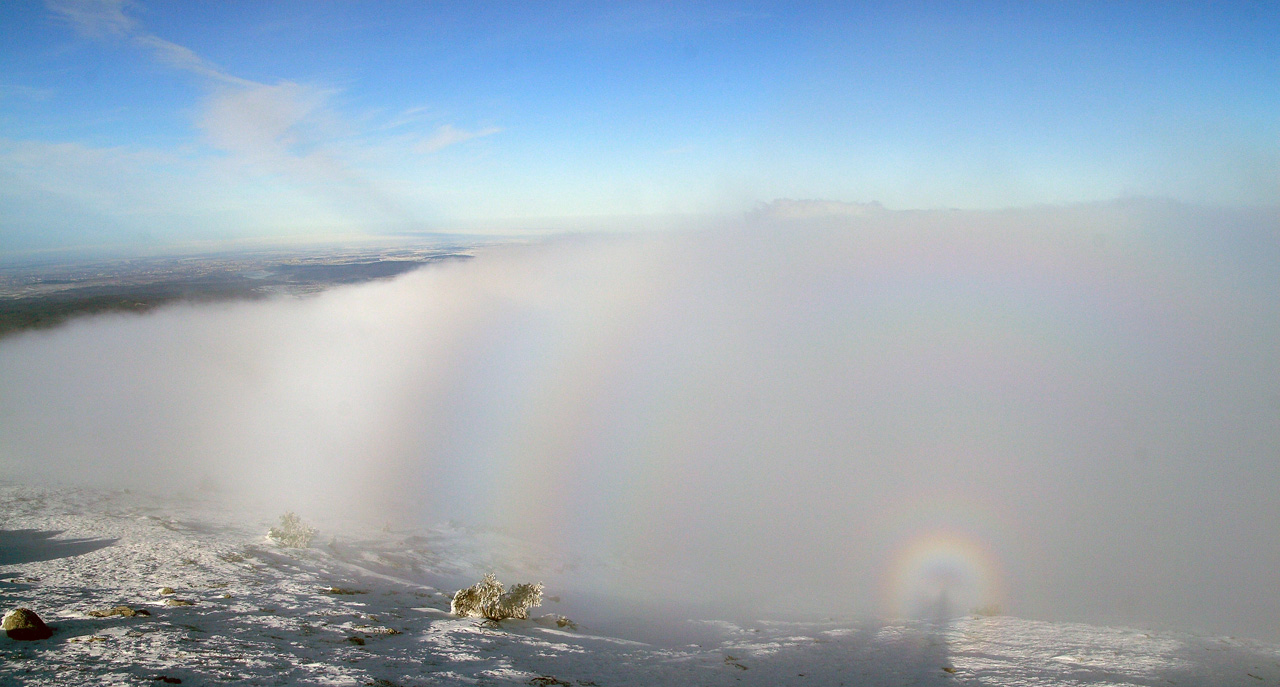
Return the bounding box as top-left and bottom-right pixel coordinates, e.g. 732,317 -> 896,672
2,481 -> 1277,686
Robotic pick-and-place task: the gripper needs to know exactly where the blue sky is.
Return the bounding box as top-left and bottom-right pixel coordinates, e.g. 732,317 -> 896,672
0,1 -> 1277,251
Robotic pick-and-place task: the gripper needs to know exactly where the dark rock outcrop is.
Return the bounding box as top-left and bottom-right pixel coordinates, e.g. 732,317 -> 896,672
3,607 -> 53,640
87,605 -> 151,618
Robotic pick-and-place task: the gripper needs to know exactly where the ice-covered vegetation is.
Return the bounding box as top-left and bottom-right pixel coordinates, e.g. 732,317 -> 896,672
451,572 -> 544,621
266,511 -> 318,548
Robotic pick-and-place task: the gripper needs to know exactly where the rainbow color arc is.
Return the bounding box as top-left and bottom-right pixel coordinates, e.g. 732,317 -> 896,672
882,530 -> 1008,621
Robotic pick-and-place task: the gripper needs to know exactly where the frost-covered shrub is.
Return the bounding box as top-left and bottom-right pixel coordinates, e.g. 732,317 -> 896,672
266,512 -> 318,548
451,573 -> 502,618
972,603 -> 1003,617
451,573 -> 544,621
494,582 -> 544,620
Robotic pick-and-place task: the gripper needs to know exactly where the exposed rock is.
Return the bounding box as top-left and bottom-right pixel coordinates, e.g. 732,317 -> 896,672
87,605 -> 151,618
3,608 -> 53,640
163,599 -> 194,607
157,587 -> 175,596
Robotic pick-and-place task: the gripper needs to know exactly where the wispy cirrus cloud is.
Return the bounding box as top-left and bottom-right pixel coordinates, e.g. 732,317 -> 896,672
45,1 -> 386,223
48,0 -> 249,86
46,0 -> 134,37
29,0 -> 502,244
416,124 -> 502,154
133,34 -> 255,87
47,0 -> 497,158
197,82 -> 329,163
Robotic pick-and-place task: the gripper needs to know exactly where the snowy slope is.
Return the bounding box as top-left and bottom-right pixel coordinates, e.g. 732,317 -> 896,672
2,481 -> 1277,686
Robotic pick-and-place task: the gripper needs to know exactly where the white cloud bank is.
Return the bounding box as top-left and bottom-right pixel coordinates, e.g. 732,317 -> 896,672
2,202 -> 1279,641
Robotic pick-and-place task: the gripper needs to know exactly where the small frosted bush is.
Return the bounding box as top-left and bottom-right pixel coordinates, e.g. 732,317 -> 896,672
266,512 -> 318,548
451,573 -> 503,618
494,582 -> 544,620
972,603 -> 1003,617
451,573 -> 544,621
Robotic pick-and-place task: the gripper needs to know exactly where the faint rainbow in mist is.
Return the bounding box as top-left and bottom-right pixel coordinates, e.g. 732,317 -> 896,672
881,529 -> 1008,620
406,224 -> 1222,608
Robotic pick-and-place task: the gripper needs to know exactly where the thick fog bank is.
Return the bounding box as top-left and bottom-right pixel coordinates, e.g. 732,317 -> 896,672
2,201 -> 1279,640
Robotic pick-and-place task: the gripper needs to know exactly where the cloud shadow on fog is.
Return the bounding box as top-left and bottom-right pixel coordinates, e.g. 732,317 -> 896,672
1,199 -> 1279,641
